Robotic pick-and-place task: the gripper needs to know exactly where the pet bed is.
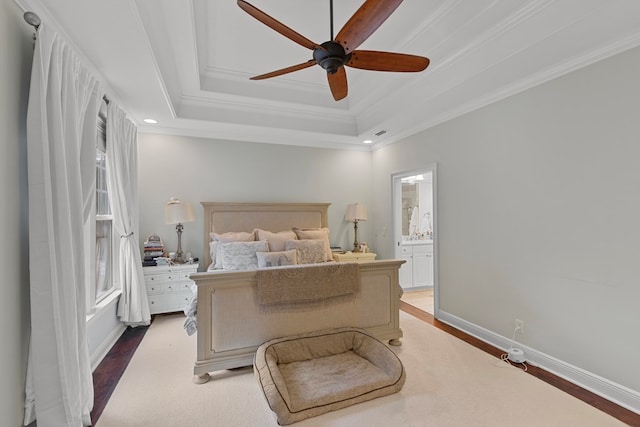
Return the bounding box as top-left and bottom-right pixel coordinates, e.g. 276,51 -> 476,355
254,327 -> 405,425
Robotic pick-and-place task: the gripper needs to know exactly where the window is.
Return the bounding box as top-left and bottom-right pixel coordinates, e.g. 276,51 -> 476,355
87,104 -> 118,315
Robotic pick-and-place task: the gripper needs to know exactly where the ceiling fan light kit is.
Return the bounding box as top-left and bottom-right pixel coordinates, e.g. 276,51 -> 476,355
237,0 -> 430,101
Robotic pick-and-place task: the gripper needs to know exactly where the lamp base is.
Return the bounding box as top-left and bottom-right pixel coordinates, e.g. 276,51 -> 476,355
351,220 -> 361,253
173,223 -> 187,264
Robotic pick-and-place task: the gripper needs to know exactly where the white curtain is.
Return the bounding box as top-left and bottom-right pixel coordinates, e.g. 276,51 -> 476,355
106,103 -> 151,326
24,24 -> 102,426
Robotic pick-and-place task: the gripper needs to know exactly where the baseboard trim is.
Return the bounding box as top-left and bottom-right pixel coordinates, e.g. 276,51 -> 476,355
88,292 -> 126,371
437,310 -> 640,415
91,323 -> 127,371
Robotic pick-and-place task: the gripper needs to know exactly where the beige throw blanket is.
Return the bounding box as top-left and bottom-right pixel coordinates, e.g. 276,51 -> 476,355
256,262 -> 360,306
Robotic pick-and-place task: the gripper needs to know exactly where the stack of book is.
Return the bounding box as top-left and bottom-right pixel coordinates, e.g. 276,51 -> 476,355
142,234 -> 165,267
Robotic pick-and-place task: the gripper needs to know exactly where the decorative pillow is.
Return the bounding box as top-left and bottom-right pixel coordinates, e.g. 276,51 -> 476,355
256,250 -> 297,268
219,241 -> 269,271
292,227 -> 332,261
210,231 -> 255,243
285,240 -> 327,264
254,229 -> 297,252
208,241 -> 219,270
210,231 -> 256,269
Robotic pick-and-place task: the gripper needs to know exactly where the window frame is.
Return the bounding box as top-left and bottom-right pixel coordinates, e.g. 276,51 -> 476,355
86,103 -> 119,316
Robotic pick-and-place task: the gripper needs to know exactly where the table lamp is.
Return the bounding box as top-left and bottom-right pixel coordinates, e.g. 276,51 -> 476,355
345,203 -> 367,252
165,197 -> 195,263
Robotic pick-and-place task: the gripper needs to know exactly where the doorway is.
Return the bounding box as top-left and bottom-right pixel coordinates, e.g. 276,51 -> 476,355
392,165 -> 437,316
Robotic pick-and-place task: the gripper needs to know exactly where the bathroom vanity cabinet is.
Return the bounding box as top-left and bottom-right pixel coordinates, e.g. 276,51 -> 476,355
399,241 -> 433,290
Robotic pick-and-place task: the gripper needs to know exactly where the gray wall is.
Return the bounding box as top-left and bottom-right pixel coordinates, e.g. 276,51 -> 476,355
0,0 -> 32,425
372,45 -> 640,394
137,134 -> 374,267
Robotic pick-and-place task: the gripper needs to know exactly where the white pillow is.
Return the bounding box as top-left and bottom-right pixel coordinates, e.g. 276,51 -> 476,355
292,227 -> 332,261
254,229 -> 297,252
256,250 -> 297,268
209,241 -> 219,269
210,231 -> 256,269
211,231 -> 255,242
219,241 -> 269,270
285,240 -> 327,264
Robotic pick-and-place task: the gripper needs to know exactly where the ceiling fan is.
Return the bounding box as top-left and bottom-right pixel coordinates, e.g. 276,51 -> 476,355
237,0 -> 430,101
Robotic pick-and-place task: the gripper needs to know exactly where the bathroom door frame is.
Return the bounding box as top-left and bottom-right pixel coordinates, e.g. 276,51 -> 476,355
391,163 -> 439,317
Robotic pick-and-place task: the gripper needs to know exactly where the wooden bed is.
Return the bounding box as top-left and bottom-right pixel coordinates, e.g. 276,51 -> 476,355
190,202 -> 404,383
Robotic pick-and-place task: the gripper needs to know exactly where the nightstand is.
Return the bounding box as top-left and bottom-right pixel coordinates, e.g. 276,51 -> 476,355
332,252 -> 377,262
143,263 -> 198,315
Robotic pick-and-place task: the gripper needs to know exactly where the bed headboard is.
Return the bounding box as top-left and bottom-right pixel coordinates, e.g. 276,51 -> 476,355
201,202 -> 330,268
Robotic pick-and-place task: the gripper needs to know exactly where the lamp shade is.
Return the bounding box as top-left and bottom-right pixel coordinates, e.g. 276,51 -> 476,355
345,203 -> 368,222
165,197 -> 195,225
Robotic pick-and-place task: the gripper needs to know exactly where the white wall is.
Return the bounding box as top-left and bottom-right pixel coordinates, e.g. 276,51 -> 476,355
137,134 -> 374,268
372,46 -> 640,399
0,0 -> 32,425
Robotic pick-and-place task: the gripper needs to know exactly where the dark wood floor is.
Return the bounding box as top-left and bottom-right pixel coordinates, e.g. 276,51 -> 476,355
90,321 -> 149,425
90,308 -> 640,426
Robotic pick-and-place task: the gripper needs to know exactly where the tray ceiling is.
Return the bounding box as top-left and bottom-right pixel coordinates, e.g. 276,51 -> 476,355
17,0 -> 640,150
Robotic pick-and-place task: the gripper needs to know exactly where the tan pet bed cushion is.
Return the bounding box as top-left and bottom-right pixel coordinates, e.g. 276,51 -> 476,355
254,327 -> 406,425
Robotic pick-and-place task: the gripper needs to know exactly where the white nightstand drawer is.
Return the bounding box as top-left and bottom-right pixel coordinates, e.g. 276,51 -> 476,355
146,282 -> 166,295
143,264 -> 198,315
148,292 -> 191,315
144,273 -> 169,285
174,281 -> 194,292
146,281 -> 184,295
172,271 -> 194,281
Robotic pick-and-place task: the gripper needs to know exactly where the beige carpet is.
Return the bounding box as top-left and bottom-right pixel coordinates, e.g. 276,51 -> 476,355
96,312 -> 624,427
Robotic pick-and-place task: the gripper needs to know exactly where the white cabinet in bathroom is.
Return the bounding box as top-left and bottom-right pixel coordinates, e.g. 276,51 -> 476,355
399,242 -> 433,290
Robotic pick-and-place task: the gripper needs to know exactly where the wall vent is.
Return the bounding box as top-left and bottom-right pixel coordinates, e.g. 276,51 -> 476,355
374,130 -> 387,137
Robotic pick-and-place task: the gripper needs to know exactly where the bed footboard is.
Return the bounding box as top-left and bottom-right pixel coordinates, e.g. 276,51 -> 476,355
190,259 -> 404,383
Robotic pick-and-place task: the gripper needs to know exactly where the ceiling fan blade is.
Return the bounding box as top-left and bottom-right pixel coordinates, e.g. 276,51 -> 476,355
250,60 -> 316,80
237,0 -> 321,51
335,0 -> 403,53
327,67 -> 348,101
346,50 -> 430,72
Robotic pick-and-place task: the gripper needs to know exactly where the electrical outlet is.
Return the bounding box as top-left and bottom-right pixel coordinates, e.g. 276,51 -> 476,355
515,319 -> 524,334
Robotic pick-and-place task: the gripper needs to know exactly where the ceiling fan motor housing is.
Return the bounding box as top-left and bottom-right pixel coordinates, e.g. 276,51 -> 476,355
313,41 -> 352,74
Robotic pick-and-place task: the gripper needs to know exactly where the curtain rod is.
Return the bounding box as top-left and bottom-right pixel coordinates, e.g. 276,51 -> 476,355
23,12 -> 112,107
